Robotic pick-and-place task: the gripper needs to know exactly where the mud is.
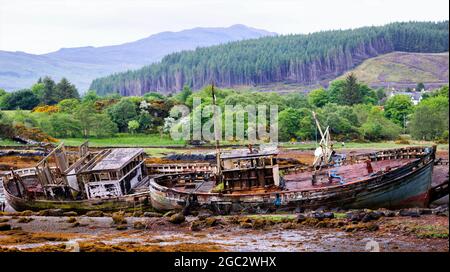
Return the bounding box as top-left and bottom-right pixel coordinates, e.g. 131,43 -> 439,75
0,210 -> 448,252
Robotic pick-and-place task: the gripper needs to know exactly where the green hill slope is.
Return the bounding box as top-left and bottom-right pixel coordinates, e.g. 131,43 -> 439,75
339,52 -> 449,89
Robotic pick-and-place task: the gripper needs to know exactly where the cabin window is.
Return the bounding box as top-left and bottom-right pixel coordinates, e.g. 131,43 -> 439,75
99,172 -> 110,181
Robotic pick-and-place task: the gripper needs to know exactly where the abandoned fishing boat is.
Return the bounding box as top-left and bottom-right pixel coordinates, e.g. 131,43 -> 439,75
149,110 -> 443,213
0,142 -> 150,212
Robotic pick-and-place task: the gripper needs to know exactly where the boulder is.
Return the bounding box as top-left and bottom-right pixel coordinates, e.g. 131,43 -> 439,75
143,212 -> 163,218
399,209 -> 420,217
296,214 -> 306,223
163,210 -> 177,217
0,223 -> 11,231
323,212 -> 334,219
382,210 -> 396,217
132,211 -> 143,217
63,211 -> 78,217
115,224 -> 128,230
190,220 -> 202,231
133,221 -> 146,230
251,219 -> 266,229
361,212 -> 381,222
346,212 -> 365,222
204,217 -> 220,227
39,209 -> 64,216
418,208 -> 433,215
86,211 -> 104,217
168,213 -> 185,224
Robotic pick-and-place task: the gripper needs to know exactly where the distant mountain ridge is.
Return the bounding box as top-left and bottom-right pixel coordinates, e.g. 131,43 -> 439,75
0,24 -> 275,92
89,21 -> 449,96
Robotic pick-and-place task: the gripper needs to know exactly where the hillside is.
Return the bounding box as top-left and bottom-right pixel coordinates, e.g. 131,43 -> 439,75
89,21 -> 449,96
0,25 -> 275,92
338,52 -> 449,89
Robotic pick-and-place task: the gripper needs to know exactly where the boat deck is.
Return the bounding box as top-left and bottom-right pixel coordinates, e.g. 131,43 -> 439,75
284,158 -> 416,191
167,158 -> 417,194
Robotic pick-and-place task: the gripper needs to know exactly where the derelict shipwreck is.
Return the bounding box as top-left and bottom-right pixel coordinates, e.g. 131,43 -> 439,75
0,142 -> 150,212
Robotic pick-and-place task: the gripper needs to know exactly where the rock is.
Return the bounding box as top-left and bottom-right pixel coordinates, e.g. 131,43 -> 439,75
346,212 -> 365,222
361,212 -> 381,222
281,222 -> 296,229
315,206 -> 327,212
418,208 -> 433,215
19,210 -> 34,216
133,221 -> 146,230
311,212 -> 325,220
382,210 -> 396,217
433,205 -> 449,217
190,220 -> 202,231
190,211 -> 199,216
204,217 -> 219,227
63,211 -> 78,217
0,223 -> 11,231
323,212 -> 334,219
296,214 -> 306,223
67,217 -> 77,223
132,211 -> 143,217
163,210 -> 177,217
168,213 -> 185,224
17,217 -> 34,223
115,224 -> 128,230
111,211 -> 127,225
251,219 -> 266,229
366,223 -> 379,231
315,221 -> 329,228
39,209 -> 64,216
399,209 -> 420,217
143,212 -> 163,218
240,217 -> 252,224
198,214 -> 209,221
86,211 -> 104,217
239,222 -> 253,229
295,207 -> 305,213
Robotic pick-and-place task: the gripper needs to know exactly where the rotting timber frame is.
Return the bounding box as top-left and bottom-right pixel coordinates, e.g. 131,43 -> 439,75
220,150 -> 280,192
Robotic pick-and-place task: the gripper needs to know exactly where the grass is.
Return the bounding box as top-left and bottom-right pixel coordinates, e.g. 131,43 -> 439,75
412,225 -> 449,239
338,51 -> 449,84
58,134 -> 186,147
0,138 -> 24,146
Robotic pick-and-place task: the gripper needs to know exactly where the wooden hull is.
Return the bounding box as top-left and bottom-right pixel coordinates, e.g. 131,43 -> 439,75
150,149 -> 435,213
2,180 -> 151,212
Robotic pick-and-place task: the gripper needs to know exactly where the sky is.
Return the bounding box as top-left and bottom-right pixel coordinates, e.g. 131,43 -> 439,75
0,0 -> 448,54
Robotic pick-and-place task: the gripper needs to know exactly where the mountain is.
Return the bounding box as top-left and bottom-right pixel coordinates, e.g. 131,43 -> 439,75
338,51 -> 449,89
0,24 -> 275,92
89,21 -> 449,96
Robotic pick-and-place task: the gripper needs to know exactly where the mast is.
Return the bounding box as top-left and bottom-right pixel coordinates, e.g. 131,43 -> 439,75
211,82 -> 222,181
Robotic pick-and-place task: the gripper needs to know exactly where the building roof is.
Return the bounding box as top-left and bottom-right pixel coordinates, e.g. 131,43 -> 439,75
90,148 -> 144,172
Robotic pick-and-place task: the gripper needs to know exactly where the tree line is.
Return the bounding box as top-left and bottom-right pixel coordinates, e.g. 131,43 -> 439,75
1,75 -> 448,143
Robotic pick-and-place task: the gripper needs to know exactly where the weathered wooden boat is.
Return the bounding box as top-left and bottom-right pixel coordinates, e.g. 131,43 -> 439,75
0,142 -> 151,212
149,146 -> 438,213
